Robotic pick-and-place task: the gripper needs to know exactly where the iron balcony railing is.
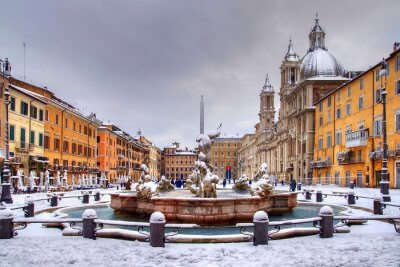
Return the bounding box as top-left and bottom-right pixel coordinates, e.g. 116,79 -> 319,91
345,128 -> 369,148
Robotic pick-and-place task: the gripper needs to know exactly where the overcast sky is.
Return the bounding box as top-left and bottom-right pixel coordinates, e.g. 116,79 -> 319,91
1,0 -> 399,148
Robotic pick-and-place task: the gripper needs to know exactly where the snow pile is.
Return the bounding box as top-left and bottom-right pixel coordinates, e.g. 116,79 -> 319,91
0,207 -> 14,219
24,195 -> 34,204
82,209 -> 97,219
319,206 -> 333,215
253,210 -> 269,222
150,211 -> 166,223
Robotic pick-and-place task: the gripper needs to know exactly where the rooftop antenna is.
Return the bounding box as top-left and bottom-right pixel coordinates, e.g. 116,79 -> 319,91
23,42 -> 26,81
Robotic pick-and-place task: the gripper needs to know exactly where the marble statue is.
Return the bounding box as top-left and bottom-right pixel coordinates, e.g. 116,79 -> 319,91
233,174 -> 251,191
250,163 -> 274,197
158,175 -> 174,192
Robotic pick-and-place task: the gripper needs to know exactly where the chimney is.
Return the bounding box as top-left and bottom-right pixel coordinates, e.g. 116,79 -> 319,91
394,42 -> 400,51
3,58 -> 11,77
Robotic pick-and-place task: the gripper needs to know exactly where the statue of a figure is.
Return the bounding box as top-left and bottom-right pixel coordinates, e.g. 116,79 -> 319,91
233,174 -> 251,191
158,175 -> 174,192
136,164 -> 159,200
250,163 -> 274,197
187,125 -> 221,198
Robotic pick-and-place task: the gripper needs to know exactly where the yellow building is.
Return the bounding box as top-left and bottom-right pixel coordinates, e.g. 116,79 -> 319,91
162,142 -> 197,180
8,84 -> 47,184
238,133 -> 256,179
312,44 -> 400,189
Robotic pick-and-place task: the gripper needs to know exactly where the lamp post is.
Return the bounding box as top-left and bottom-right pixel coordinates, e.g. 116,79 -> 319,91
1,58 -> 13,203
379,58 -> 390,202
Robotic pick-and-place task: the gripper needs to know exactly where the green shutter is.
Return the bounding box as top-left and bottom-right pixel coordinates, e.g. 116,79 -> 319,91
30,131 -> 35,145
39,133 -> 43,147
20,128 -> 26,147
9,125 -> 14,141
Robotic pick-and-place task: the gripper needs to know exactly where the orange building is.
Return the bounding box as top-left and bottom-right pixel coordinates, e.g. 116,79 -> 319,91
9,78 -> 101,184
97,125 -> 118,183
312,44 -> 400,189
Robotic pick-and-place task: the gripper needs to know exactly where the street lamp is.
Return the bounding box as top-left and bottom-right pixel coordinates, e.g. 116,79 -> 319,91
379,58 -> 390,202
1,58 -> 13,203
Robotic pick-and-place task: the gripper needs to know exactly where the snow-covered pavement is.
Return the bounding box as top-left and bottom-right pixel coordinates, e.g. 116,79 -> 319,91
1,186 -> 400,267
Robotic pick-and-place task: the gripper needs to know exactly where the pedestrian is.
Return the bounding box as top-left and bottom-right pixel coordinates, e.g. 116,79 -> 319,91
290,179 -> 297,192
223,178 -> 227,188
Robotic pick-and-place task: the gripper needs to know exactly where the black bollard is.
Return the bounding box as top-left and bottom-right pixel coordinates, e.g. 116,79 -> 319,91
297,183 -> 302,191
373,198 -> 383,215
82,209 -> 97,239
305,191 -> 311,200
82,193 -> 90,204
94,191 -> 101,201
319,206 -> 334,238
347,192 -> 356,205
0,207 -> 14,239
253,211 -> 269,246
50,195 -> 58,207
23,202 -> 35,218
150,211 -> 166,247
316,191 -> 323,202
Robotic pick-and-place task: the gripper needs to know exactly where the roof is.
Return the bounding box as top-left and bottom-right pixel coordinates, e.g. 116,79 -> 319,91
315,46 -> 400,105
10,85 -> 47,104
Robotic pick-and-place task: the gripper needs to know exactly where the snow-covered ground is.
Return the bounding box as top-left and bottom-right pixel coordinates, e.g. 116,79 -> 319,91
1,186 -> 400,267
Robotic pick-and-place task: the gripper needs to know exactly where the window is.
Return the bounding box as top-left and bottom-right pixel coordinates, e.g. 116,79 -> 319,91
319,116 -> 323,126
319,102 -> 323,112
318,137 -> 323,149
327,112 -> 331,122
20,101 -> 28,116
30,130 -> 35,145
347,86 -> 351,97
327,96 -> 331,107
65,119 -> 68,128
374,119 -> 382,136
375,89 -> 382,104
39,133 -> 43,147
337,90 -> 340,102
30,105 -> 37,119
79,125 -> 82,133
10,97 -> 15,111
63,140 -> 69,153
336,108 -> 341,119
56,114 -> 59,125
327,134 -> 332,147
360,78 -> 364,90
376,69 -> 380,81
72,143 -> 77,154
20,127 -> 26,147
358,96 -> 364,110
396,80 -> 400,95
336,130 -> 342,145
44,135 -> 49,149
45,110 -> 48,121
39,109 -> 44,121
54,138 -> 60,151
397,55 -> 400,71
346,103 -> 351,115
9,125 -> 15,141
84,126 -> 88,135
396,111 -> 400,132
73,122 -> 76,131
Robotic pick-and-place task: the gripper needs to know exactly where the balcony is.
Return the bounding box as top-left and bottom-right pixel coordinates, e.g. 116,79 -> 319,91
310,160 -> 329,169
345,128 -> 369,148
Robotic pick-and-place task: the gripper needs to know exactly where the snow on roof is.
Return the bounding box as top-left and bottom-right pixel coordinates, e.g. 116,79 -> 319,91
10,85 -> 47,104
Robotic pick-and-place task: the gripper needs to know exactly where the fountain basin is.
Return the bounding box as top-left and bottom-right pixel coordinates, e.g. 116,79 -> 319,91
110,190 -> 297,225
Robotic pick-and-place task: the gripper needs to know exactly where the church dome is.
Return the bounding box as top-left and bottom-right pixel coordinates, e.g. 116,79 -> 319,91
300,48 -> 345,79
300,15 -> 345,80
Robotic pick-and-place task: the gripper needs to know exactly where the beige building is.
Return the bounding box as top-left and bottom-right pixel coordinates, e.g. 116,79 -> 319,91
238,133 -> 256,179
162,142 -> 197,180
209,135 -> 241,180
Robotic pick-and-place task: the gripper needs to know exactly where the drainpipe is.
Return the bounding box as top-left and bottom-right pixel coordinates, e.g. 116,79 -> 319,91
28,100 -> 33,175
371,70 -> 375,188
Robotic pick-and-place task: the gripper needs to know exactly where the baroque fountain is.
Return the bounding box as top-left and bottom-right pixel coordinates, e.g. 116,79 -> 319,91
111,129 -> 297,225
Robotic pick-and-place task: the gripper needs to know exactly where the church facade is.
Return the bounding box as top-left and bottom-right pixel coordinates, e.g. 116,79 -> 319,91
244,16 -> 353,184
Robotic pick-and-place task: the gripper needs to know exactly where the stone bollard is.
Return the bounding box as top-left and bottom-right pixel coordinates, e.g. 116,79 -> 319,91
23,196 -> 35,217
0,206 -> 14,239
94,191 -> 101,202
305,190 -> 312,200
82,192 -> 90,204
373,198 -> 383,215
347,192 -> 356,205
316,191 -> 323,202
319,206 -> 334,238
149,211 -> 166,247
82,209 -> 97,240
50,194 -> 58,207
253,211 -> 269,246
297,183 -> 302,191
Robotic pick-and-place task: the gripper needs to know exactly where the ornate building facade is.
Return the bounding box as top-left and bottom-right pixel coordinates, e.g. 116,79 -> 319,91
243,16 -> 352,183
